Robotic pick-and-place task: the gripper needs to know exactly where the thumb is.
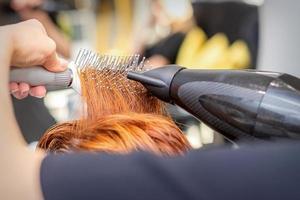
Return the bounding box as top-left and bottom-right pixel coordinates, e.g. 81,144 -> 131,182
43,53 -> 68,72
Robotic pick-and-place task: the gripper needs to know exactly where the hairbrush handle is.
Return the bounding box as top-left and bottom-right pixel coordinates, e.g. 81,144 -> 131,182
10,67 -> 73,90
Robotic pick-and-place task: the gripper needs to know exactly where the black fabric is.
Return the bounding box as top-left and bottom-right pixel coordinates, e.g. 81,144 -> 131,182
12,96 -> 56,143
41,142 -> 300,200
143,32 -> 186,64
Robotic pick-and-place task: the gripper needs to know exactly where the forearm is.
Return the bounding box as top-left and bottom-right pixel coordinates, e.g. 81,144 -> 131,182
0,28 -> 26,149
0,26 -> 44,200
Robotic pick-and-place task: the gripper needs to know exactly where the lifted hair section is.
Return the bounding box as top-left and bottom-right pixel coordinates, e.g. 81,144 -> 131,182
80,67 -> 165,118
38,58 -> 190,156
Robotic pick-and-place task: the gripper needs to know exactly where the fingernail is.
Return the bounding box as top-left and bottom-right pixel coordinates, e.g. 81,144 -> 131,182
10,89 -> 19,93
19,91 -> 28,99
35,95 -> 44,99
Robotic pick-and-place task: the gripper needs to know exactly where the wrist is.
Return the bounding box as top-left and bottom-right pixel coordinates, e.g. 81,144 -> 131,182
0,25 -> 26,150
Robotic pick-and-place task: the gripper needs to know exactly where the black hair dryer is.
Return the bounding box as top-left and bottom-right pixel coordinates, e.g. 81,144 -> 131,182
128,65 -> 300,141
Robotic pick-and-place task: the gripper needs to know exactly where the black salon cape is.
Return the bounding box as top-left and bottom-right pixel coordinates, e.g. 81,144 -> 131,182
41,142 -> 300,200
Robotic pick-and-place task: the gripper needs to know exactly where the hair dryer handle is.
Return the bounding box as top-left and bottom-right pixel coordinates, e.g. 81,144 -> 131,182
10,67 -> 72,90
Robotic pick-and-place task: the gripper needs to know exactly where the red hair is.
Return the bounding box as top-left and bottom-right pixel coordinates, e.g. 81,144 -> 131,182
38,66 -> 191,156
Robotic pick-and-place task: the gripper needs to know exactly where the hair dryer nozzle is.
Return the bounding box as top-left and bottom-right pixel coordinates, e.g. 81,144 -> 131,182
127,72 -> 167,88
127,65 -> 184,102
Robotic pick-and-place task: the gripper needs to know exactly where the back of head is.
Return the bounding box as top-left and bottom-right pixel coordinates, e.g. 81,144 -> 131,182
38,113 -> 190,155
38,60 -> 191,156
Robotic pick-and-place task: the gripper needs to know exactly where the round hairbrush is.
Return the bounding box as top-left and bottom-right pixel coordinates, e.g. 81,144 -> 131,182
9,49 -> 146,94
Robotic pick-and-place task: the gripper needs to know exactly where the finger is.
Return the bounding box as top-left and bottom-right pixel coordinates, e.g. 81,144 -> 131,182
9,82 -> 19,93
18,82 -> 30,99
12,90 -> 29,100
43,53 -> 68,72
29,86 -> 46,98
12,91 -> 22,99
10,83 -> 22,99
42,39 -> 67,72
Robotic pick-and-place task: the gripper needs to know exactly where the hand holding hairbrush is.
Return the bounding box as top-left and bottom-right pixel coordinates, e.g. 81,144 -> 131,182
9,49 -> 145,94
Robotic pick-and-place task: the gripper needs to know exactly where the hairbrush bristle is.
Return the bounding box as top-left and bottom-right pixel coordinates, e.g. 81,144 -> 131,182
74,49 -> 148,94
74,49 -> 146,73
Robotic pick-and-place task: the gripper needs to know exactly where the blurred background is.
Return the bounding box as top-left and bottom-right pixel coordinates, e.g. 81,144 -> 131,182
0,0 -> 299,149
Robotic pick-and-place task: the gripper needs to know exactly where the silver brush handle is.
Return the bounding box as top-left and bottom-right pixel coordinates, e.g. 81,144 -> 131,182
10,67 -> 73,90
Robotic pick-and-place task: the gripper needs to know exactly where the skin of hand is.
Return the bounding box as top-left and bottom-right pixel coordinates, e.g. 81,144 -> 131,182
10,0 -> 43,11
7,19 -> 68,99
0,19 -> 66,199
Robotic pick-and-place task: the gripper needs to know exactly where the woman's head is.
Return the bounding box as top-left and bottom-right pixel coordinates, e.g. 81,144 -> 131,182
38,62 -> 190,155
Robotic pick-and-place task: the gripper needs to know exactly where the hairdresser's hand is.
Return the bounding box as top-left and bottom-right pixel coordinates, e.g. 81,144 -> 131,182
11,0 -> 43,11
5,19 -> 67,99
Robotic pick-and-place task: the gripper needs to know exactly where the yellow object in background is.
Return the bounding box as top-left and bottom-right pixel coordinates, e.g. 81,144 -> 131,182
194,33 -> 230,68
96,0 -> 113,53
176,27 -> 207,67
96,0 -> 133,53
114,0 -> 133,52
227,40 -> 250,69
176,27 -> 251,69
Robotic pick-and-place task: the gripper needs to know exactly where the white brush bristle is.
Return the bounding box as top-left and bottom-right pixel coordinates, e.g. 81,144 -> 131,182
74,49 -> 146,74
70,49 -> 147,94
